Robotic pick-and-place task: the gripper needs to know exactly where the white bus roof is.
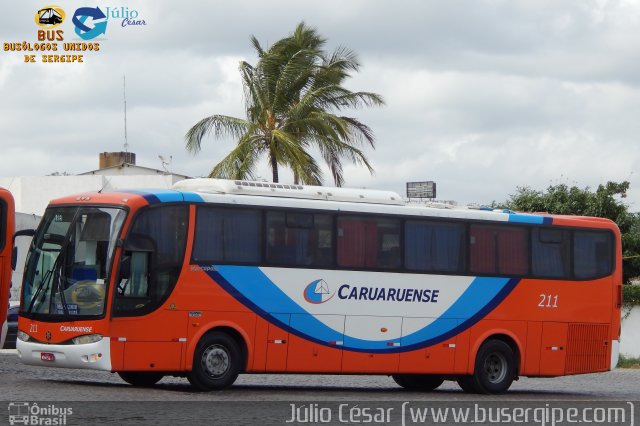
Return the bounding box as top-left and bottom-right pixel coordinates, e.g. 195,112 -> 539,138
172,178 -> 405,206
170,178 -> 552,225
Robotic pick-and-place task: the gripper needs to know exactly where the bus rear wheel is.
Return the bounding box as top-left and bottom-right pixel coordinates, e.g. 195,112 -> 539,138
117,372 -> 164,387
469,339 -> 516,394
188,331 -> 241,391
392,374 -> 444,391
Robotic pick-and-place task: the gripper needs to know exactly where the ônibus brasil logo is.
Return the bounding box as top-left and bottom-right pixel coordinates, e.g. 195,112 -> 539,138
303,279 -> 334,304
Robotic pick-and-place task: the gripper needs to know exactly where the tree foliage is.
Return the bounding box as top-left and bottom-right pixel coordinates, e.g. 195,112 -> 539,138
185,22 -> 384,186
495,181 -> 640,282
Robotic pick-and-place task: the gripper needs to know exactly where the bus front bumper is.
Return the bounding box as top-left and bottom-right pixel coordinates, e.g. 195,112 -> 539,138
16,337 -> 112,371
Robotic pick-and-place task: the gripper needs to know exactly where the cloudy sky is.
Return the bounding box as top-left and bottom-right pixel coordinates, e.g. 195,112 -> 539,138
1,0 -> 639,210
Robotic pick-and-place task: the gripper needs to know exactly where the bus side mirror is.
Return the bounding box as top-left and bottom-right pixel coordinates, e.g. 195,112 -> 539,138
12,229 -> 36,271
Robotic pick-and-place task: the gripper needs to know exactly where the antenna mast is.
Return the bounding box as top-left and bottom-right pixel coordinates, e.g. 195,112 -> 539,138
123,75 -> 129,153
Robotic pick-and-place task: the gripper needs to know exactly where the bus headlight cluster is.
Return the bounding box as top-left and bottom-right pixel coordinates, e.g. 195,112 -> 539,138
72,334 -> 103,345
17,331 -> 31,342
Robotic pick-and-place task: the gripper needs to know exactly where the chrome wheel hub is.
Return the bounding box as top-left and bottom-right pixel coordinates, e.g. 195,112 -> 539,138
484,352 -> 507,384
202,344 -> 230,377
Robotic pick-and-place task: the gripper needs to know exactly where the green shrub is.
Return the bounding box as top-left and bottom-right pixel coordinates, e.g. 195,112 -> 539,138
623,284 -> 640,306
618,354 -> 640,369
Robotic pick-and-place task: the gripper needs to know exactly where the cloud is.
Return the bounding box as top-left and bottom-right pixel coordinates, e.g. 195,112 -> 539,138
1,0 -> 639,211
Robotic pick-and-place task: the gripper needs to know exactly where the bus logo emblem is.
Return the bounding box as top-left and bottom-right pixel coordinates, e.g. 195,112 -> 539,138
303,279 -> 334,304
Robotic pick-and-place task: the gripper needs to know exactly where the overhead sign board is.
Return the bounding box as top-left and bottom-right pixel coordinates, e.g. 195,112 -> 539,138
406,181 -> 436,199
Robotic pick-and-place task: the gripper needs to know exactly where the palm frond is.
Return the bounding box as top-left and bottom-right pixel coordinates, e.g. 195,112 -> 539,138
209,134 -> 264,180
185,115 -> 250,153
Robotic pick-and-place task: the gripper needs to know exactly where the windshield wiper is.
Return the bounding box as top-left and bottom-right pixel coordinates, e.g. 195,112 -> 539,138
26,211 -> 78,316
51,252 -> 70,317
26,247 -> 60,314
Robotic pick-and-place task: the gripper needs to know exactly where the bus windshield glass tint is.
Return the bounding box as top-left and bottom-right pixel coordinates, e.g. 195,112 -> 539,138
21,206 -> 126,317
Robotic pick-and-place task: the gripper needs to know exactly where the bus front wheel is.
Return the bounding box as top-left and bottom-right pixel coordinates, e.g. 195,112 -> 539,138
188,331 -> 241,391
469,339 -> 516,394
117,372 -> 164,387
392,374 -> 444,391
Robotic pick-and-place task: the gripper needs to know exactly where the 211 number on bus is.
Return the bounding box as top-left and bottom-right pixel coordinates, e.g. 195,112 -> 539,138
538,294 -> 559,308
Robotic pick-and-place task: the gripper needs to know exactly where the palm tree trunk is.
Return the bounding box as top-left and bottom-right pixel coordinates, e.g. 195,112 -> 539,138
270,151 -> 279,183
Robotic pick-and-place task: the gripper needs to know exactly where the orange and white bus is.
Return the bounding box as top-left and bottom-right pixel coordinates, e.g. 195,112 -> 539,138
17,179 -> 622,393
0,188 -> 15,349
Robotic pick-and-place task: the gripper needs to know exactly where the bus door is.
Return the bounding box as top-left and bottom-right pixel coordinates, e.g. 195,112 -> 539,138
110,205 -> 189,371
0,188 -> 14,349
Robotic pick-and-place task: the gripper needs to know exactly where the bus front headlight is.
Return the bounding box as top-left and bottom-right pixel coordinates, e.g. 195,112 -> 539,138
17,331 -> 31,342
72,334 -> 103,345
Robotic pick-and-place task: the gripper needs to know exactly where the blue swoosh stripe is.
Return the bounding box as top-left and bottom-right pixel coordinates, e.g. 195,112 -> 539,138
121,189 -> 203,204
508,213 -> 552,224
207,266 -> 520,353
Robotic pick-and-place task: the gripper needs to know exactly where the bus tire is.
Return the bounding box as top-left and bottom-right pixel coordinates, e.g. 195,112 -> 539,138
392,374 -> 444,391
188,331 -> 241,391
471,339 -> 516,394
456,375 -> 478,393
117,372 -> 164,387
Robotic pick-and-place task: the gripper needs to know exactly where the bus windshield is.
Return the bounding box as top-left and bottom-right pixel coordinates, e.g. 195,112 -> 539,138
21,206 -> 126,318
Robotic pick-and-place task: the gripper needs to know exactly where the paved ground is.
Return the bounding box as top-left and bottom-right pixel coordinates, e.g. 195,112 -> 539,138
1,350 -> 638,425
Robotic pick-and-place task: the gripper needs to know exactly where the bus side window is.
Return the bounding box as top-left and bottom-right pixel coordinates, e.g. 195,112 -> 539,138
469,225 -> 528,276
337,216 -> 400,269
531,228 -> 571,278
405,221 -> 465,273
192,207 -> 260,264
574,230 -> 613,279
113,205 -> 188,316
265,211 -> 333,267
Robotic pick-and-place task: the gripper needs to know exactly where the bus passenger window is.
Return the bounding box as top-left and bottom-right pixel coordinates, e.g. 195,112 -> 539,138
337,216 -> 400,269
192,207 -> 260,263
531,228 -> 571,278
574,231 -> 612,279
266,211 -> 333,267
469,225 -> 528,276
405,221 -> 465,273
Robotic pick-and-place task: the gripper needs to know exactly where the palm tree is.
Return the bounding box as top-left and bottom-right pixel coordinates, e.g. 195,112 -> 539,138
185,22 -> 384,186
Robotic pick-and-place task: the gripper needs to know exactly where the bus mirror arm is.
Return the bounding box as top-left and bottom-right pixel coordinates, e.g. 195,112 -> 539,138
13,228 -> 35,243
11,229 -> 36,271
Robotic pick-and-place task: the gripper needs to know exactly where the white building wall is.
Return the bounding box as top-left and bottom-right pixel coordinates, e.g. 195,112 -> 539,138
621,307 -> 640,358
104,174 -> 186,191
